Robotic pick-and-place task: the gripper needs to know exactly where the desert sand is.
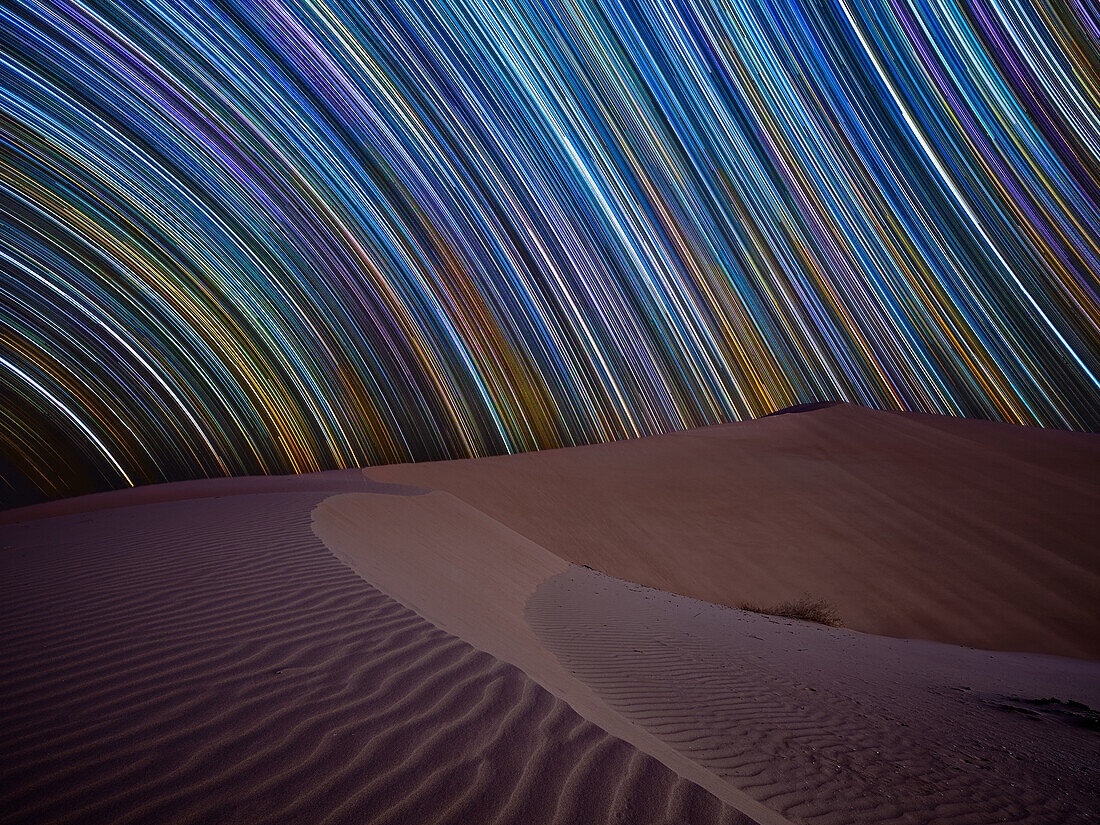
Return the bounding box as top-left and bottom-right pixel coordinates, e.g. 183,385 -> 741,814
1,492 -> 746,825
2,404 -> 1098,824
368,402 -> 1100,659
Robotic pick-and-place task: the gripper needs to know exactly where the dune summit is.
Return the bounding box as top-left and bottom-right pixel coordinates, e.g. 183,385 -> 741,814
2,404 -> 1098,824
368,402 -> 1100,659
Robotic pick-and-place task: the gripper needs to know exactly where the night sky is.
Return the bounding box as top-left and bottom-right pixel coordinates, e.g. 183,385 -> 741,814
1,0 -> 1098,504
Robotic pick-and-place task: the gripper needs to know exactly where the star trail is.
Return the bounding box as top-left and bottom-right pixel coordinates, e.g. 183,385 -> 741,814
1,0 -> 1098,503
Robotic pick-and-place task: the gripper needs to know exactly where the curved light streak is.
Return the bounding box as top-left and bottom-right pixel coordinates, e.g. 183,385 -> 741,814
0,0 -> 1097,502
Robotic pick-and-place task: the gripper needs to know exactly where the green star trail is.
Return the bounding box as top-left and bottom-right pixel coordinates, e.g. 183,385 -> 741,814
1,0 -> 1098,504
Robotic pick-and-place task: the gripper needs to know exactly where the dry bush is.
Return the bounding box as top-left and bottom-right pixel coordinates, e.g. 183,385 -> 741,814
738,594 -> 842,627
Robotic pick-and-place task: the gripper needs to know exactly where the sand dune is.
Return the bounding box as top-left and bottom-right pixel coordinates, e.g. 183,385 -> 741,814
1,492 -> 745,825
528,567 -> 1100,824
367,403 -> 1100,658
3,404 -> 1097,824
314,482 -> 1100,825
314,491 -> 787,825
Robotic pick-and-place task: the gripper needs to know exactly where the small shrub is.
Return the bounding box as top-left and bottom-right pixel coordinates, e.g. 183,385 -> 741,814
738,594 -> 842,627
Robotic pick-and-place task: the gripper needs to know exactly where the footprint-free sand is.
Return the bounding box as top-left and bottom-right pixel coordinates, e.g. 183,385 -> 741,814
2,404 -> 1097,823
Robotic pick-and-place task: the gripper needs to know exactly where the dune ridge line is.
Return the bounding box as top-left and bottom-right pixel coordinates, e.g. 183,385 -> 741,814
366,403 -> 1100,658
1,491 -> 747,824
312,489 -> 794,825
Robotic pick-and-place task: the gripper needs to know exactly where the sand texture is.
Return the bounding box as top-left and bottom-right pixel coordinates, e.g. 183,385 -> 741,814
314,491 -> 789,824
3,404 -> 1098,824
528,567 -> 1100,824
367,403 -> 1100,658
0,493 -> 746,825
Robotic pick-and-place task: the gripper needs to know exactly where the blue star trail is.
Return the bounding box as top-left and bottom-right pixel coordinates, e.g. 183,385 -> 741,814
1,0 -> 1098,503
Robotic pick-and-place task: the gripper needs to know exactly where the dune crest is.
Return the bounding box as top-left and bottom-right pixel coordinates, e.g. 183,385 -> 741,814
367,403 -> 1100,658
313,491 -> 790,825
1,492 -> 747,824
527,565 -> 1100,824
0,469 -> 430,526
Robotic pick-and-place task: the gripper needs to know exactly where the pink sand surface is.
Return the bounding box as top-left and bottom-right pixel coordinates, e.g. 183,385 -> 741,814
315,479 -> 1100,825
1,493 -> 744,825
3,404 -> 1097,824
528,566 -> 1100,824
367,403 -> 1100,658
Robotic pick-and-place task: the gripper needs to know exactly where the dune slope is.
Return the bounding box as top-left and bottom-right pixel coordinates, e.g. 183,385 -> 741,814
314,491 -> 789,824
312,487 -> 1100,825
527,566 -> 1100,825
367,403 -> 1100,658
0,492 -> 745,825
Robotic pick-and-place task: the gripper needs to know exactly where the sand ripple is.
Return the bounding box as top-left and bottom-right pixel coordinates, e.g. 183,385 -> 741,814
1,494 -> 744,824
527,567 -> 1100,825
